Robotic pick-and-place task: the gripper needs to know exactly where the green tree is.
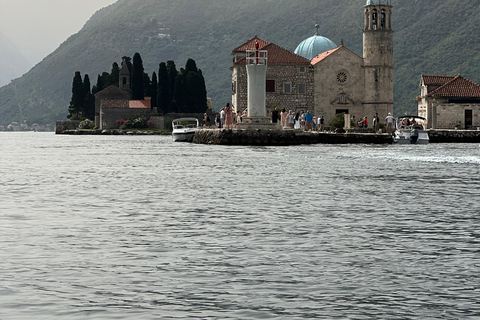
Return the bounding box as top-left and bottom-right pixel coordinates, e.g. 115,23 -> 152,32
174,59 -> 207,113
110,62 -> 120,87
68,71 -> 84,119
143,72 -> 151,98
83,74 -> 95,121
167,60 -> 177,109
131,52 -> 145,100
158,62 -> 171,114
150,72 -> 158,111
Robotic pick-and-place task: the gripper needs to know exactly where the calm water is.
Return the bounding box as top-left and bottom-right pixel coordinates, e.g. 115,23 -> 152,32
1,132 -> 479,319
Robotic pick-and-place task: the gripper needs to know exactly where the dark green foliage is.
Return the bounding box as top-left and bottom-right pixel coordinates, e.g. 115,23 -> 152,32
173,59 -> 207,113
143,72 -> 151,98
157,62 -> 170,114
131,53 -> 145,100
329,113 -> 345,130
167,60 -> 178,110
83,74 -> 95,120
150,72 -> 158,110
68,71 -> 84,119
110,62 -> 120,87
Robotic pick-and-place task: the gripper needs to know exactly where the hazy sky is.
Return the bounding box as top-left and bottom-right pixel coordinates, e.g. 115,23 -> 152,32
0,0 -> 117,65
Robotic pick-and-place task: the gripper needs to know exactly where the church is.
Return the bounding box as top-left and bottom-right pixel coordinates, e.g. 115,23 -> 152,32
231,0 -> 393,124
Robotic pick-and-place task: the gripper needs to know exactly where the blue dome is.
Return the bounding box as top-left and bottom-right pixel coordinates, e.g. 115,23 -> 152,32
366,0 -> 390,5
294,34 -> 337,60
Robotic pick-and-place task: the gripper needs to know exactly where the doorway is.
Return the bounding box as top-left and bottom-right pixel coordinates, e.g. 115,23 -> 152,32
465,110 -> 473,129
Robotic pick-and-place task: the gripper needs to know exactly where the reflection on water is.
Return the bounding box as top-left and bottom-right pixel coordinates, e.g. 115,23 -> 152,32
0,133 -> 479,319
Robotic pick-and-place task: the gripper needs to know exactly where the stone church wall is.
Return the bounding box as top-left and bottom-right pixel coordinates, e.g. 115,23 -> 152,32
313,49 -> 365,123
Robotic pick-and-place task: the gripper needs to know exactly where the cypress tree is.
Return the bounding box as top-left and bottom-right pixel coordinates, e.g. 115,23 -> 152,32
83,74 -> 95,120
143,72 -> 152,98
95,74 -> 104,93
150,72 -> 158,111
68,71 -> 84,119
110,62 -> 120,87
166,60 -> 177,107
131,52 -> 145,100
157,62 -> 170,115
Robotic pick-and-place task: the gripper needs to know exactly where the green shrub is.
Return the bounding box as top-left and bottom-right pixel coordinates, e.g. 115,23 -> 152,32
329,113 -> 345,130
78,119 -> 95,129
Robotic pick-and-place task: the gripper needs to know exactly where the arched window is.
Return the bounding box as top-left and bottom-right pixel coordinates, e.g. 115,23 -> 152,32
381,9 -> 386,29
122,77 -> 127,86
372,9 -> 378,30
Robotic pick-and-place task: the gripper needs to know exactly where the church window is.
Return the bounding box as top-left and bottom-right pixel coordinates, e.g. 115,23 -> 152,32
372,9 -> 377,30
298,83 -> 306,94
122,77 -> 127,86
381,9 -> 386,29
337,72 -> 348,84
284,82 -> 292,94
266,80 -> 275,92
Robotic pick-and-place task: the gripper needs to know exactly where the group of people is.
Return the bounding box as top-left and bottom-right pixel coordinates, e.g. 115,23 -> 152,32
352,112 -> 396,133
276,109 -> 326,132
208,103 -> 247,129
208,105 -> 400,134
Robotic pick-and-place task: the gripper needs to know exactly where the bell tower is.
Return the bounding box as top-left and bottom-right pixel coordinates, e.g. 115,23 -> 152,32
363,0 -> 393,117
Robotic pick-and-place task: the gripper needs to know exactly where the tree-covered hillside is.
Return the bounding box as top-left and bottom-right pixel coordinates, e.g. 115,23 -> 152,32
0,0 -> 479,126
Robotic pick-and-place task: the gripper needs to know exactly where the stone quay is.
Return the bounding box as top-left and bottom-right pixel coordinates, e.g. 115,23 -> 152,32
193,129 -> 393,146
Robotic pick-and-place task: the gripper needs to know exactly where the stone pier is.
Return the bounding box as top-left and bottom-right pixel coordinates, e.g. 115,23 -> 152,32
193,129 -> 393,145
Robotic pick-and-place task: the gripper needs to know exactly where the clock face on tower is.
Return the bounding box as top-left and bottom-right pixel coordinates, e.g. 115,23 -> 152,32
337,71 -> 348,84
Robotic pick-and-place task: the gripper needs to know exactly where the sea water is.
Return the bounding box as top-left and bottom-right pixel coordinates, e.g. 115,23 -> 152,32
0,132 -> 479,319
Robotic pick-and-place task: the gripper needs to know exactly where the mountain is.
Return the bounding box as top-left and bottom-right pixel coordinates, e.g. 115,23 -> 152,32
0,32 -> 31,87
1,0 -> 480,126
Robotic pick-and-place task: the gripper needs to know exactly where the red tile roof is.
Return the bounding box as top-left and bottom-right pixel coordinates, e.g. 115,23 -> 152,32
421,75 -> 456,86
426,75 -> 480,98
232,35 -> 270,53
311,45 -> 363,65
129,99 -> 151,109
234,43 -> 311,66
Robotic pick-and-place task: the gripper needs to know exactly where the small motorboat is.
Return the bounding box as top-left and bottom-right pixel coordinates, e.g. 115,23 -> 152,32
172,118 -> 199,142
393,116 -> 429,144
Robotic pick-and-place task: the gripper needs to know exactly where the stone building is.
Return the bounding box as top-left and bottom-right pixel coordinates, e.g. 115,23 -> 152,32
94,57 -> 153,130
231,0 -> 394,123
417,75 -> 480,129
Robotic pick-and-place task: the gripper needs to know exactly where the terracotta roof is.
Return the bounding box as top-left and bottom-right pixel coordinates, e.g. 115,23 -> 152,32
427,75 -> 480,98
421,75 -> 456,86
311,45 -> 363,65
129,99 -> 151,109
234,43 -> 311,66
232,35 -> 270,53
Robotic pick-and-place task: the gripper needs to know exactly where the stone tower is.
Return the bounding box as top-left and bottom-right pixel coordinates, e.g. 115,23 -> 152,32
363,0 -> 393,116
119,57 -> 131,92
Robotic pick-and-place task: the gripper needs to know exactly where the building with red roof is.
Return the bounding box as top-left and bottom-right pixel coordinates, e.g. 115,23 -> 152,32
417,75 -> 480,129
231,1 -> 394,125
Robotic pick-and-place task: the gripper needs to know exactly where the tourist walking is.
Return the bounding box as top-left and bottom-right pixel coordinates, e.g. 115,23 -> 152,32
385,112 -> 394,133
204,113 -> 210,128
281,109 -> 287,128
374,113 -> 380,132
363,116 -> 368,128
305,110 -> 313,131
319,116 -> 325,132
271,107 -> 279,124
287,110 -> 295,129
224,103 -> 233,129
220,107 -> 225,128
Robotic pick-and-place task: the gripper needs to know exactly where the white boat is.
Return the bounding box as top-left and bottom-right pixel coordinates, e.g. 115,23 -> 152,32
394,116 -> 429,144
172,118 -> 199,142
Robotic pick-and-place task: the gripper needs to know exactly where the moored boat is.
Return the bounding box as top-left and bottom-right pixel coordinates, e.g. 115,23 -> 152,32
394,116 -> 429,144
172,118 -> 199,142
